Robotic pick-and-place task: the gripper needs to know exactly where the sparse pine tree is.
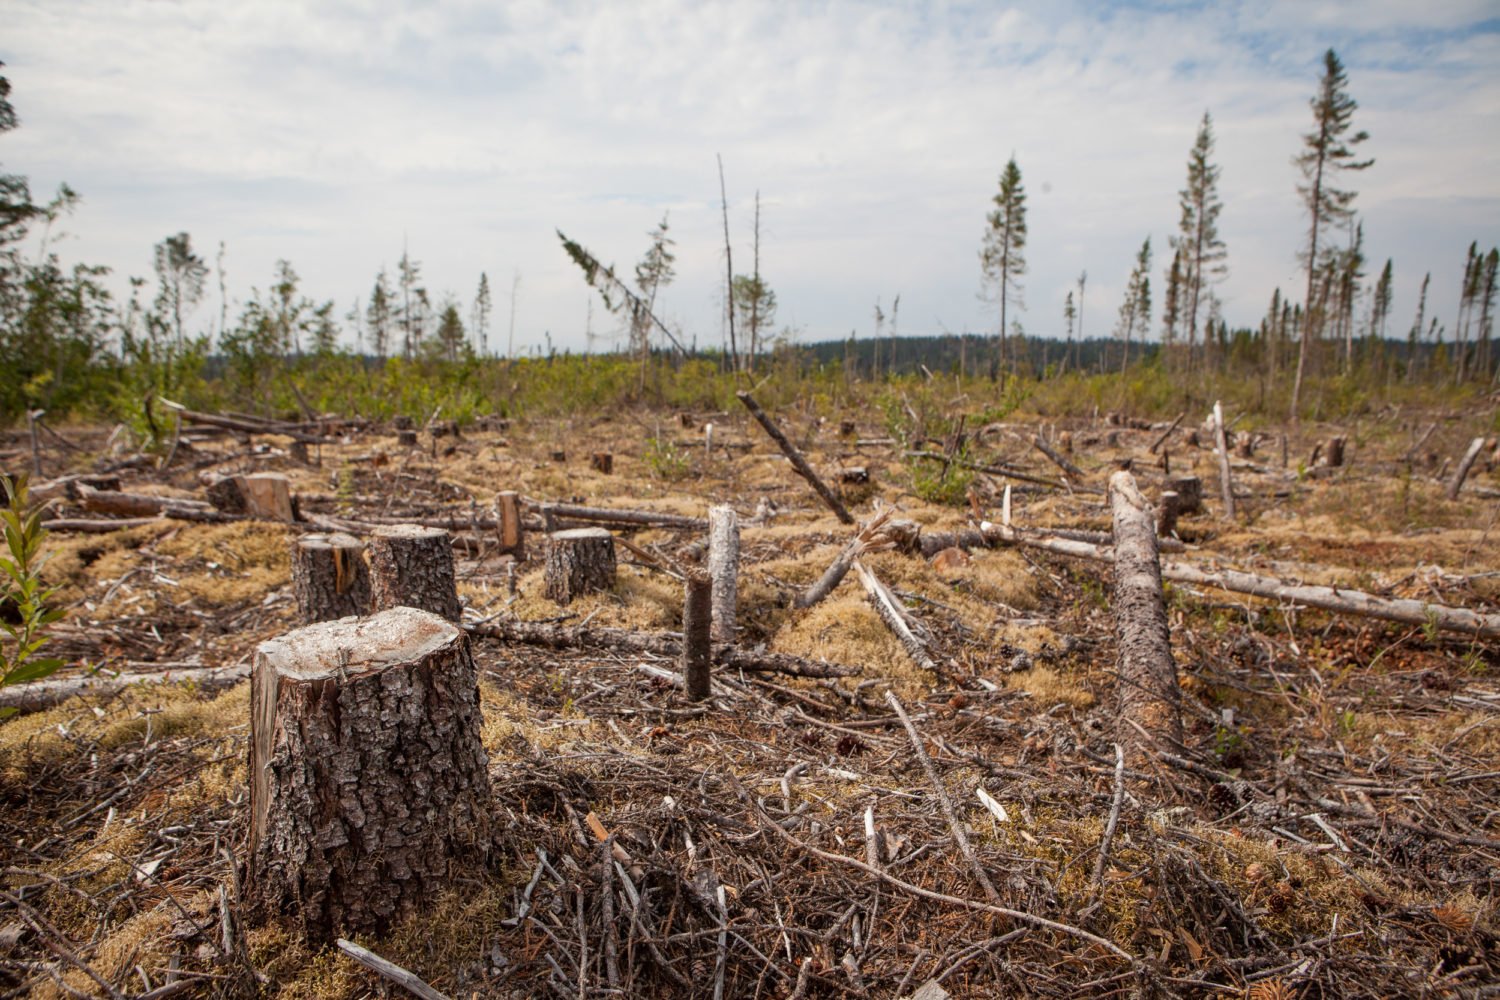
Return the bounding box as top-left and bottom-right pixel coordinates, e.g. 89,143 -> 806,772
1291,49 -> 1373,418
366,269 -> 394,360
1173,112 -> 1227,370
1162,248 -> 1182,360
1478,247 -> 1498,381
981,157 -> 1027,374
436,302 -> 466,362
152,232 -> 208,352
1407,271 -> 1430,381
634,214 -> 676,365
1115,237 -> 1152,373
397,249 -> 422,359
472,271 -> 492,357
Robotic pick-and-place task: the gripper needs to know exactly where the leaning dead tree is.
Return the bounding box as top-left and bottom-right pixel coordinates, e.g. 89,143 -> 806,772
247,608 -> 494,941
1447,436 -> 1487,500
1108,471 -> 1182,753
737,391 -> 854,524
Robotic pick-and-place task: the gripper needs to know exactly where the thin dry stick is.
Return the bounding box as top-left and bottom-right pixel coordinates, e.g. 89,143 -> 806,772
1090,743 -> 1127,894
600,838 -> 621,993
2,889 -> 125,1000
886,691 -> 1002,906
1149,413 -> 1185,454
727,775 -> 1133,962
336,939 -> 451,1000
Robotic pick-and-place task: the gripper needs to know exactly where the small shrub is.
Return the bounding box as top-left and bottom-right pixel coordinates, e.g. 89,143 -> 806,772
643,435 -> 692,481
1,475 -> 66,714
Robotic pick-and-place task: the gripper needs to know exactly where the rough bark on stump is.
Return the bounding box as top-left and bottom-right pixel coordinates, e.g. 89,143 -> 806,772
1319,435 -> 1346,468
544,527 -> 617,604
1165,475 -> 1203,515
396,429 -> 418,447
368,524 -> 462,622
707,505 -> 739,642
590,452 -> 614,474
292,533 -> 371,623
247,608 -> 492,942
1109,470 -> 1182,756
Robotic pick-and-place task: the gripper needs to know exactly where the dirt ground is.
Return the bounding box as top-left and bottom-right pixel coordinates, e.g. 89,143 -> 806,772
1,399 -> 1497,998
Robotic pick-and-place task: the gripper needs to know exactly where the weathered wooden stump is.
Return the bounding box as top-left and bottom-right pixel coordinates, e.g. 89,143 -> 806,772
550,450 -> 567,463
1234,432 -> 1256,459
707,505 -> 739,643
392,414 -> 414,431
429,419 -> 460,439
1157,491 -> 1184,537
1164,475 -> 1203,515
544,528 -> 616,604
495,490 -> 525,559
368,524 -> 462,622
590,452 -> 614,474
291,532 -> 370,623
1059,430 -> 1074,455
205,472 -> 295,521
396,429 -> 418,447
247,608 -> 492,941
1319,435 -> 1346,468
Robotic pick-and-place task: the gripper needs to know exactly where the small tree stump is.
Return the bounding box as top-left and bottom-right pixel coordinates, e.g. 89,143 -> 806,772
496,490 -> 525,559
205,473 -> 295,521
392,415 -> 414,431
707,505 -> 739,643
544,528 -> 616,604
1059,430 -> 1074,455
368,524 -> 462,622
247,608 -> 493,941
1157,491 -> 1184,537
292,533 -> 370,623
429,419 -> 460,439
1234,432 -> 1256,459
550,450 -> 567,463
590,452 -> 614,474
1319,435 -> 1346,468
397,429 -> 418,447
1165,475 -> 1203,515
683,571 -> 712,701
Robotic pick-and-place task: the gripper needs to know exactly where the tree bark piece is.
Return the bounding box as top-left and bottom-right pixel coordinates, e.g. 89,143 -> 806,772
1447,436 -> 1486,500
544,527 -> 617,604
707,505 -> 739,642
1211,401 -> 1236,518
737,391 -> 854,524
1108,470 -> 1183,755
368,524 -> 462,622
292,533 -> 371,623
682,572 -> 713,700
248,608 -> 493,942
495,490 -> 525,559
471,619 -> 858,677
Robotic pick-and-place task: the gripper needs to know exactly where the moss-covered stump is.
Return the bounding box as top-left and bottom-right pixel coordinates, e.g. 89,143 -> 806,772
247,607 -> 493,942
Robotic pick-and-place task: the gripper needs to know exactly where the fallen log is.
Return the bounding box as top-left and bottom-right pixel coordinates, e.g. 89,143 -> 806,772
42,517 -> 162,533
469,619 -> 859,678
974,523 -> 1500,640
75,483 -> 213,518
522,499 -> 707,531
905,450 -> 1100,494
159,399 -> 336,444
794,510 -> 895,609
0,662 -> 249,714
1031,434 -> 1086,480
853,558 -> 937,672
1108,470 -> 1182,753
737,391 -> 855,524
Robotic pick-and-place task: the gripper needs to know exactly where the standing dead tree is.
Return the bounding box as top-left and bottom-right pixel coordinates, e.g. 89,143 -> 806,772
1447,436 -> 1487,500
1109,471 -> 1183,755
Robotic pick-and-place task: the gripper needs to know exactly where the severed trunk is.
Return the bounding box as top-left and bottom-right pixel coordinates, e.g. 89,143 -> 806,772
291,532 -> 371,623
368,524 -> 462,622
707,505 -> 739,642
1108,470 -> 1182,755
247,608 -> 493,942
544,527 -> 617,604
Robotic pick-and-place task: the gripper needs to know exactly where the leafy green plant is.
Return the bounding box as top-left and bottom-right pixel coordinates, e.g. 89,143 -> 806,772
911,449 -> 974,506
1,475 -> 66,714
643,435 -> 692,482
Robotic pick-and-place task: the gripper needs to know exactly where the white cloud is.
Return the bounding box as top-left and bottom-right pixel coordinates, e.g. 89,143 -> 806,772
3,0 -> 1497,353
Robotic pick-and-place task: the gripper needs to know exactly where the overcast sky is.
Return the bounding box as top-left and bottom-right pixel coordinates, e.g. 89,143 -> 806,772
5,1 -> 1499,355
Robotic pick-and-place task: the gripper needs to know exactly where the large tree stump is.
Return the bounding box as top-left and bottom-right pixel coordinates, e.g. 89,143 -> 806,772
205,472 -> 295,521
247,608 -> 493,941
368,524 -> 462,622
707,505 -> 739,643
1109,471 -> 1182,757
544,528 -> 616,604
1164,475 -> 1203,515
291,533 -> 371,623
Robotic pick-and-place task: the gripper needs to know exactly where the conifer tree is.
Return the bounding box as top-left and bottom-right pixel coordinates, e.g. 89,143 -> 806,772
981,157 -> 1027,373
366,269 -> 394,360
1173,112 -> 1227,370
472,272 -> 491,357
1161,248 -> 1182,360
152,233 -> 208,352
1115,237 -> 1152,373
1407,272 -> 1430,381
1291,49 -> 1373,418
397,249 -> 422,358
1062,291 -> 1076,375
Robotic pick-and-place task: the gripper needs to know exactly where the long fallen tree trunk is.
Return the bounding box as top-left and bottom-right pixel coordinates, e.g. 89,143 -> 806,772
974,523 -> 1500,640
523,499 -> 708,531
159,399 -> 337,444
468,619 -> 858,678
0,663 -> 249,714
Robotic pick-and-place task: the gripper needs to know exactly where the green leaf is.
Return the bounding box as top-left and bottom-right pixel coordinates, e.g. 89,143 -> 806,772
3,657 -> 65,685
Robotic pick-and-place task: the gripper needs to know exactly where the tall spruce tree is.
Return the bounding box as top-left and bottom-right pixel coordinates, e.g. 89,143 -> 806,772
1291,49 -> 1373,418
1173,112 -> 1227,369
366,269 -> 394,360
472,272 -> 492,357
1407,272 -> 1430,381
981,157 -> 1027,373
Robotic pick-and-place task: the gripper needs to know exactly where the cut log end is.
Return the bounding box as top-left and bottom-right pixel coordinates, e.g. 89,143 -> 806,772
544,527 -> 618,604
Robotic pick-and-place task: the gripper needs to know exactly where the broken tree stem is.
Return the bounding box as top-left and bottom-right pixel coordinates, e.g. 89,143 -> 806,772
852,559 -> 936,671
1211,401 -> 1236,518
737,391 -> 854,524
794,510 -> 894,609
1447,436 -> 1486,500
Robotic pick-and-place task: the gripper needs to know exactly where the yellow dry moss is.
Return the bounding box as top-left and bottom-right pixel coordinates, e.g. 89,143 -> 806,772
1006,666 -> 1096,709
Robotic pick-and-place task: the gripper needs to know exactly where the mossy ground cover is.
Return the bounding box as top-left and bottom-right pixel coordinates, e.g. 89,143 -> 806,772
1,392 -> 1496,997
